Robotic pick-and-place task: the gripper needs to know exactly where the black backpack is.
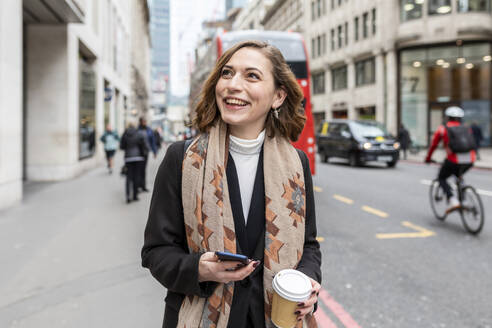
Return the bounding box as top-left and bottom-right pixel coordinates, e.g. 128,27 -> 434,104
446,125 -> 476,153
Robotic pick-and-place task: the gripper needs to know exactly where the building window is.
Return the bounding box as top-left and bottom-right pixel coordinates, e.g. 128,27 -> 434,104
372,8 -> 376,35
331,29 -> 335,50
401,0 -> 424,21
429,0 -> 452,15
323,0 -> 327,14
79,54 -> 96,160
317,0 -> 322,17
317,35 -> 322,57
344,22 -> 348,45
322,33 -> 327,54
354,16 -> 359,41
331,0 -> 335,9
362,12 -> 369,38
311,1 -> 315,20
312,71 -> 325,94
355,57 -> 376,86
338,0 -> 342,5
332,65 -> 348,91
457,0 -> 491,12
337,25 -> 343,48
312,38 -> 316,58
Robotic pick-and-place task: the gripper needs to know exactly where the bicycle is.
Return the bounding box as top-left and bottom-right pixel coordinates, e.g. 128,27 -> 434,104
429,165 -> 485,235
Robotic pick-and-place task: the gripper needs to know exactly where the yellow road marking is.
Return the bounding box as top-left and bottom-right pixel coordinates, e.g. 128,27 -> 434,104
362,206 -> 388,218
333,194 -> 354,204
376,221 -> 436,239
316,236 -> 325,242
314,186 -> 323,192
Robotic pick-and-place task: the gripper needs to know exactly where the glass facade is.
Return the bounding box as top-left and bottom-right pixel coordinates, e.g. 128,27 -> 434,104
400,43 -> 492,147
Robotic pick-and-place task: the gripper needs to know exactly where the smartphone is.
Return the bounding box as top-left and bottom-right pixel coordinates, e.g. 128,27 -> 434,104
215,251 -> 250,265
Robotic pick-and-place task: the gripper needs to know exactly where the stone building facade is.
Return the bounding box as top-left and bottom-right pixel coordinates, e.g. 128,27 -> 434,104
0,0 -> 150,210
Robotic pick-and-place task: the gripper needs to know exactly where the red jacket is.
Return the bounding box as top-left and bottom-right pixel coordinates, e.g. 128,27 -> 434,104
425,121 -> 476,164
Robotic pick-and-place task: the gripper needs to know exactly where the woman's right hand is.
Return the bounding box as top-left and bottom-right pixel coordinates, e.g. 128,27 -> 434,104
198,252 -> 259,284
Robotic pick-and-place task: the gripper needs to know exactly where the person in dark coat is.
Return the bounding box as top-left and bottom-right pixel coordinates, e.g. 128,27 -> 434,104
141,40 -> 322,328
470,122 -> 483,160
138,118 -> 157,192
398,124 -> 411,159
120,122 -> 148,203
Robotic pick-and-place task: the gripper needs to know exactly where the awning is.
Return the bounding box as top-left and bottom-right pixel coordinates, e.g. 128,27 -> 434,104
23,0 -> 85,24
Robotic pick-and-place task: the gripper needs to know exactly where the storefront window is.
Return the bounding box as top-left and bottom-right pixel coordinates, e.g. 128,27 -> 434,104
457,0 -> 490,12
401,0 -> 423,22
332,65 -> 347,91
79,55 -> 96,159
429,0 -> 452,15
400,43 -> 492,147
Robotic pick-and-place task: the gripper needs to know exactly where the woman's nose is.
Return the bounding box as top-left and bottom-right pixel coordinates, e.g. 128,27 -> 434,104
225,74 -> 243,92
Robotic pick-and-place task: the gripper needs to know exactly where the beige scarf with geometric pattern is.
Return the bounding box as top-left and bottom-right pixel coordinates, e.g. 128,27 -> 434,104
179,119 -> 311,328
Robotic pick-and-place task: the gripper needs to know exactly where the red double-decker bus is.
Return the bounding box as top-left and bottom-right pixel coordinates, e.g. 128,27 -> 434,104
190,30 -> 316,175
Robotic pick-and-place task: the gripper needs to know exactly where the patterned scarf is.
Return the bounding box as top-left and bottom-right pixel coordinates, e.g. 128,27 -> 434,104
179,119 -> 311,328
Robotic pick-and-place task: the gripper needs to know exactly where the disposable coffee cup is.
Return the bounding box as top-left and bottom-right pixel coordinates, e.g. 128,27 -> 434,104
271,269 -> 312,328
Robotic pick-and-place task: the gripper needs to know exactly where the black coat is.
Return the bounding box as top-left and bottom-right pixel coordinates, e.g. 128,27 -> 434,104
141,140 -> 322,328
120,127 -> 147,160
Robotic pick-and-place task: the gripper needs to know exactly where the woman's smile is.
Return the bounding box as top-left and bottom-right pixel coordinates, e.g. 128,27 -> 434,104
223,96 -> 251,110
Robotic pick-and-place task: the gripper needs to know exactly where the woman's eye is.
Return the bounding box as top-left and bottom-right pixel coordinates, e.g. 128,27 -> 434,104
221,69 -> 233,78
248,72 -> 260,80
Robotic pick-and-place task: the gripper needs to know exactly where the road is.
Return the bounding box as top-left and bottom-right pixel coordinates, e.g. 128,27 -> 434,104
313,158 -> 492,328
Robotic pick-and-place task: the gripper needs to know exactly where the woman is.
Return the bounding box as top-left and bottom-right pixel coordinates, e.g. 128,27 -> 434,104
120,121 -> 148,203
142,40 -> 322,328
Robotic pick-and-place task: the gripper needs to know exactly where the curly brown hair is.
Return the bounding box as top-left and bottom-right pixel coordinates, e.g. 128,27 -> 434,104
192,40 -> 306,141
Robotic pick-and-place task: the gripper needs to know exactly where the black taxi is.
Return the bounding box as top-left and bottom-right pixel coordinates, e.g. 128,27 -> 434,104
316,119 -> 400,167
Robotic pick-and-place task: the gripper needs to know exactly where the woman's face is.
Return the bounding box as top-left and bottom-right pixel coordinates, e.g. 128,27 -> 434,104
215,47 -> 286,139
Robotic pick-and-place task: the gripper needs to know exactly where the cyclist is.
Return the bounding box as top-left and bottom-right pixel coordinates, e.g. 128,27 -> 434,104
425,106 -> 476,213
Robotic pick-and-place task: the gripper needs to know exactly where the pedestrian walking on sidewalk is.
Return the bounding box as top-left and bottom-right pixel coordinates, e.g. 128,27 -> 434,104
142,40 -> 321,328
138,117 -> 157,192
100,124 -> 119,174
470,122 -> 483,160
398,124 -> 411,160
120,121 -> 148,203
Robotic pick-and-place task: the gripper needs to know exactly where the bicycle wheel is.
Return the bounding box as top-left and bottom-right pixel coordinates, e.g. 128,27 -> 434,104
429,180 -> 447,221
459,186 -> 485,235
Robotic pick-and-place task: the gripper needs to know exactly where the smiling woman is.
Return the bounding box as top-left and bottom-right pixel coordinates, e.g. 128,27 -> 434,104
141,40 -> 322,328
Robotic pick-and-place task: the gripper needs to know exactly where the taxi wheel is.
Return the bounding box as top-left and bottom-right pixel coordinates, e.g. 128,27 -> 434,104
387,161 -> 397,168
349,153 -> 359,167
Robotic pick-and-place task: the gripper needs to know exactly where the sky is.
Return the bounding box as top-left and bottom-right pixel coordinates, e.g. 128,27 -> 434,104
170,0 -> 225,98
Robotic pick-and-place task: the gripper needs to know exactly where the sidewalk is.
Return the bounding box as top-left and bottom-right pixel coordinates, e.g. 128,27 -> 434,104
0,150 -> 167,328
403,147 -> 492,169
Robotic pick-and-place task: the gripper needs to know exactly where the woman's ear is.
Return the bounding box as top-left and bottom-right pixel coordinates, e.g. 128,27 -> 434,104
272,87 -> 287,109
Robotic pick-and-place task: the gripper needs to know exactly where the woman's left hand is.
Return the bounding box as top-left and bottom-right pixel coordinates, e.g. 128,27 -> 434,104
295,277 -> 321,322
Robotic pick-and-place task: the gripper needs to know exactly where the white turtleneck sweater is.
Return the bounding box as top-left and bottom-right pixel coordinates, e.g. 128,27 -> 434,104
229,130 -> 265,224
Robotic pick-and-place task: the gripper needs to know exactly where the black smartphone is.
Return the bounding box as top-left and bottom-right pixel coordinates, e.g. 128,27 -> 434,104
215,251 -> 250,265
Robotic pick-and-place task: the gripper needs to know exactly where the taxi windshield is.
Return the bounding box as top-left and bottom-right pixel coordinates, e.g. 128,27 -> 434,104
350,121 -> 389,139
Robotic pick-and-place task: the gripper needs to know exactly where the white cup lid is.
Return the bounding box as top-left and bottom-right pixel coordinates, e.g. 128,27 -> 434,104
272,269 -> 312,302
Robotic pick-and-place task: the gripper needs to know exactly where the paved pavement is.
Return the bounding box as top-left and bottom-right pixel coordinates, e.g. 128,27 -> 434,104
403,147 -> 492,169
0,150 -> 167,328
